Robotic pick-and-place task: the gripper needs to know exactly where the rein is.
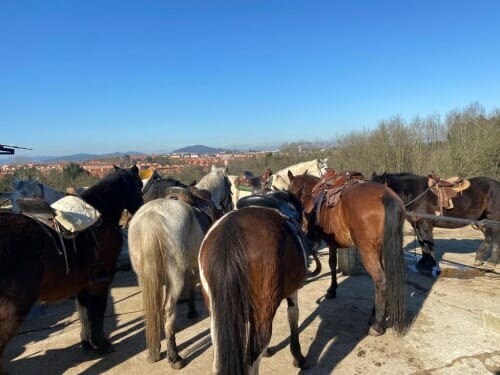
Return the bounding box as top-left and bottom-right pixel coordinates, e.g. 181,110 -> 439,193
381,175 -> 434,209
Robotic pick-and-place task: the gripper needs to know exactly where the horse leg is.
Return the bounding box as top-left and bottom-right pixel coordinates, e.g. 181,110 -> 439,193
358,248 -> 387,336
487,231 -> 500,267
0,298 -> 30,374
164,273 -> 184,369
326,243 -> 338,298
413,220 -> 439,275
287,292 -> 307,369
473,240 -> 491,266
76,286 -> 114,354
481,228 -> 499,268
187,268 -> 199,319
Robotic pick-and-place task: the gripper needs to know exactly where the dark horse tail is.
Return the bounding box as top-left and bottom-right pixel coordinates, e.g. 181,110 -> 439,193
382,194 -> 408,335
204,220 -> 253,375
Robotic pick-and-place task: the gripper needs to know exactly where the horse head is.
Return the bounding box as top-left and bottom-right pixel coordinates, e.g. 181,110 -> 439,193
116,165 -> 143,215
196,166 -> 234,212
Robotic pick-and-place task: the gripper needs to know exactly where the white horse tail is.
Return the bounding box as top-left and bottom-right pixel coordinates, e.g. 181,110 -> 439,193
133,210 -> 168,363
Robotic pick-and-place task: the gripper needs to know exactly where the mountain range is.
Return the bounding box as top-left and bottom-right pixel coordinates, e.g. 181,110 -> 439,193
5,145 -> 259,164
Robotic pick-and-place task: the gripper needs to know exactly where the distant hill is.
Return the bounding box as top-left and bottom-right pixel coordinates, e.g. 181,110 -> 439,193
171,145 -> 233,154
14,151 -> 145,164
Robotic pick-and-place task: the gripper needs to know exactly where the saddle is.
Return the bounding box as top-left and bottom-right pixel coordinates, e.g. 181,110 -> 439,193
427,172 -> 471,214
164,186 -> 222,229
234,169 -> 273,192
311,169 -> 366,209
237,191 -> 311,257
16,196 -> 108,283
237,190 -> 300,223
16,195 -> 101,235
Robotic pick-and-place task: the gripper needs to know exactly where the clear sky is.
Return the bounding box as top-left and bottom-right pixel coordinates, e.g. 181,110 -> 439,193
1,1 -> 499,158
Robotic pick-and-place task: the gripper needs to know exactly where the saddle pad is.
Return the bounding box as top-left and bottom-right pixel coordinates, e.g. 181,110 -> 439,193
50,195 -> 101,232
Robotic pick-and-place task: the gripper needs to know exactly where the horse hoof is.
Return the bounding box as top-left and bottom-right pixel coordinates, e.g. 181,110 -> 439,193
169,357 -> 185,370
81,340 -> 115,354
81,340 -> 93,351
473,259 -> 485,266
325,290 -> 336,299
368,325 -> 386,336
187,310 -> 199,319
293,356 -> 309,369
94,342 -> 115,355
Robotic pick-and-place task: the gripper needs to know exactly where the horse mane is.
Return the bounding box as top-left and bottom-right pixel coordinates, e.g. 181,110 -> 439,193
81,166 -> 141,221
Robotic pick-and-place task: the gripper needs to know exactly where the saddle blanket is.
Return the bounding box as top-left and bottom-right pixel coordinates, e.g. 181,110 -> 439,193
50,195 -> 101,233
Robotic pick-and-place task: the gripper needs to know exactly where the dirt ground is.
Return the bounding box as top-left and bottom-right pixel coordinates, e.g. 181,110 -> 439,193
4,223 -> 500,375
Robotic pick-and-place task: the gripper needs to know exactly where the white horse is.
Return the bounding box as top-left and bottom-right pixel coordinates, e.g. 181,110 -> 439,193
10,178 -> 65,213
229,158 -> 329,206
195,165 -> 234,212
271,158 -> 328,191
127,166 -> 233,369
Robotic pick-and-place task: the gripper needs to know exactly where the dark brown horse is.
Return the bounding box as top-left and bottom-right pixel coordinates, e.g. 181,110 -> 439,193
372,172 -> 500,272
287,171 -> 407,336
199,191 -> 308,374
141,170 -> 190,203
0,165 -> 143,373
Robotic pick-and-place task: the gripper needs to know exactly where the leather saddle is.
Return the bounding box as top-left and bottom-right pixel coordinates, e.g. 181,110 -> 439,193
237,191 -> 311,257
16,197 -> 101,238
16,197 -> 109,283
427,172 -> 471,213
311,169 -> 366,209
164,186 -> 222,230
237,190 -> 299,223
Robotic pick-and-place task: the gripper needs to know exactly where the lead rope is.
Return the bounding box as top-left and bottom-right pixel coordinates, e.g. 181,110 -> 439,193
405,184 -> 434,208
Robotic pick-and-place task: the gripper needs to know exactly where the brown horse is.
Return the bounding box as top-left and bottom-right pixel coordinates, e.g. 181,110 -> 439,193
199,191 -> 308,374
0,166 -> 143,373
287,171 -> 407,336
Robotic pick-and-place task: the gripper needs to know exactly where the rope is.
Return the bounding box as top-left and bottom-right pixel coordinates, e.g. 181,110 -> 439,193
404,185 -> 433,208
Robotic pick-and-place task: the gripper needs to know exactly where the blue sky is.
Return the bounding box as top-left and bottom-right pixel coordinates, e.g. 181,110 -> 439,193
1,1 -> 499,157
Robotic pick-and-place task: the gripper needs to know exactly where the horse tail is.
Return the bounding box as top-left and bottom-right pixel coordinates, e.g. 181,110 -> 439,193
136,210 -> 168,362
203,220 -> 252,375
382,194 -> 408,335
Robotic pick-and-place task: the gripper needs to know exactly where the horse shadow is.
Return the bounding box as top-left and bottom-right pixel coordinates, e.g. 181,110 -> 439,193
266,255 -> 438,374
5,270 -> 211,374
404,237 -> 485,270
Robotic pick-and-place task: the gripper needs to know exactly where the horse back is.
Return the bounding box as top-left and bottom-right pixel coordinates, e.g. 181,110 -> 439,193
319,182 -> 403,247
448,176 -> 500,221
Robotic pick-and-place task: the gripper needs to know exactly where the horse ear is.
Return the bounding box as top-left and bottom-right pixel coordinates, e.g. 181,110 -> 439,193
113,165 -> 120,171
302,169 -> 308,176
130,164 -> 139,175
189,180 -> 196,186
288,170 -> 294,179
